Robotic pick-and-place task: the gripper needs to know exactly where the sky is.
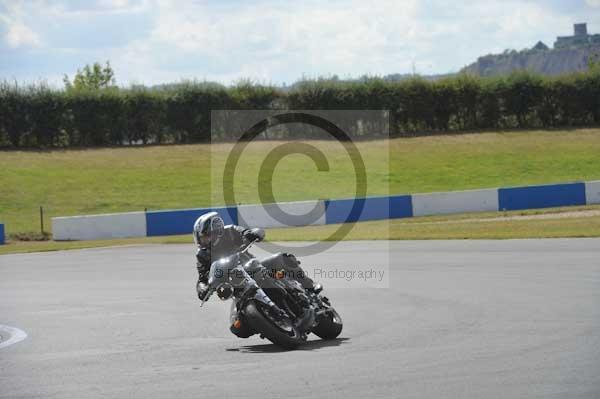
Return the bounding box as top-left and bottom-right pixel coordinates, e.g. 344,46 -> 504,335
0,0 -> 599,87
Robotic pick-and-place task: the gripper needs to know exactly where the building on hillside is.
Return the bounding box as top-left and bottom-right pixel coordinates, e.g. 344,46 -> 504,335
574,23 -> 587,36
532,41 -> 549,51
554,23 -> 600,48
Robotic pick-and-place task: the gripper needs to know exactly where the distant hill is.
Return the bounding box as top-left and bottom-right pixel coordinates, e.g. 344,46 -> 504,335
462,45 -> 600,77
462,23 -> 600,77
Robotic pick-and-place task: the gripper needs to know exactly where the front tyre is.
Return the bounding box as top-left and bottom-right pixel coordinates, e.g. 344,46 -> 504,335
244,301 -> 303,350
312,308 -> 343,340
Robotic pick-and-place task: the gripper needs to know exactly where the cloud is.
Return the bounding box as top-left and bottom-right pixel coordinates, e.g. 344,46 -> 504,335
0,2 -> 42,48
122,0 -> 422,82
586,0 -> 600,8
1,0 -> 599,86
99,0 -> 132,8
44,0 -> 150,17
121,0 -> 570,83
4,20 -> 41,48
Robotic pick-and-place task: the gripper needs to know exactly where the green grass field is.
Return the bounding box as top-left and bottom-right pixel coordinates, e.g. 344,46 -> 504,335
1,128 -> 600,236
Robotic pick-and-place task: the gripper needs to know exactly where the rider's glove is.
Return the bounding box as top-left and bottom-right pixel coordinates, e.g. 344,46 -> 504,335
197,281 -> 210,301
243,227 -> 265,243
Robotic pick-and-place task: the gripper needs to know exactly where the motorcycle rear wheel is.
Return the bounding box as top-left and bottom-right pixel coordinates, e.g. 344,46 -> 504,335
244,301 -> 304,350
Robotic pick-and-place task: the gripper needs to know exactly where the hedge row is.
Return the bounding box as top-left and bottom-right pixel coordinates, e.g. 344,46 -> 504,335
0,82 -> 280,147
288,70 -> 600,133
1,70 -> 599,147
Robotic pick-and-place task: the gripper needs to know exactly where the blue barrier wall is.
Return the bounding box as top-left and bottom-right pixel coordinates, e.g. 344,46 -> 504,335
0,223 -> 4,245
146,207 -> 238,237
325,195 -> 413,224
498,182 -> 586,211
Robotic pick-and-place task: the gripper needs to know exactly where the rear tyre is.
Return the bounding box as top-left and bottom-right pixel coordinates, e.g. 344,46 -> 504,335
244,301 -> 303,350
312,308 -> 343,340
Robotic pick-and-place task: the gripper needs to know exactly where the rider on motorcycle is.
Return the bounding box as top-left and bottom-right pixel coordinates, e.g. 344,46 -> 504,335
193,211 -> 316,337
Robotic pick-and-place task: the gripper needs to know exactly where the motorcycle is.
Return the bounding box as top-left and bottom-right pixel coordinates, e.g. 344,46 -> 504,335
200,240 -> 343,349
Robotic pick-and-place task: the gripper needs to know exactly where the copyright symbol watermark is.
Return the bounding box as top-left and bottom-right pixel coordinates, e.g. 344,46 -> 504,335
211,110 -> 389,257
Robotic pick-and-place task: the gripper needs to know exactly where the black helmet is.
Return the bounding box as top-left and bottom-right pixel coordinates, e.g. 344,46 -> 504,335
193,212 -> 224,246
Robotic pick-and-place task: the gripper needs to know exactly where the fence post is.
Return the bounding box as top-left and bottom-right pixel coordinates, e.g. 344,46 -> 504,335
40,206 -> 45,234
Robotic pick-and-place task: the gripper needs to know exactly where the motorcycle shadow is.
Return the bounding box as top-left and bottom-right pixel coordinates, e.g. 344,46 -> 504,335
226,337 -> 350,353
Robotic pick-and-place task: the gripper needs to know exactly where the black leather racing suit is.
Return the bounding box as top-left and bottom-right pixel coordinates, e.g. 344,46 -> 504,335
195,224 -> 314,337
195,224 -> 249,291
195,224 -> 315,296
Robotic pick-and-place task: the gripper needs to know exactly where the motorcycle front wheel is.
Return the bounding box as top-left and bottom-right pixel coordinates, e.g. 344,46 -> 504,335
244,301 -> 304,350
312,308 -> 343,340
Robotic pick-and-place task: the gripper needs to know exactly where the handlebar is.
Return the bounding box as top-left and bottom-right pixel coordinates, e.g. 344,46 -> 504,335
239,239 -> 257,254
199,292 -> 211,307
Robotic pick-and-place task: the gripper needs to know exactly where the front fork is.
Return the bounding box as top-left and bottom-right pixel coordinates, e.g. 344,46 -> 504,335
229,269 -> 287,334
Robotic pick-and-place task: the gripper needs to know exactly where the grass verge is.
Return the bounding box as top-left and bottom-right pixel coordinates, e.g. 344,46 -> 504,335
1,204 -> 599,255
1,128 -> 600,235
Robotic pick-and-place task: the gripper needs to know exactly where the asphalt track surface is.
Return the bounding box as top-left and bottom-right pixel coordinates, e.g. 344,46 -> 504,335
1,239 -> 600,398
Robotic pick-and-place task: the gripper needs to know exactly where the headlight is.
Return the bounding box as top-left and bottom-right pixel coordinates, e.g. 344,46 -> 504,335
216,283 -> 234,300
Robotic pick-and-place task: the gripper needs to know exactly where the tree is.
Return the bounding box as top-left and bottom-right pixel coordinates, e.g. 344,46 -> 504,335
63,61 -> 116,91
588,53 -> 600,72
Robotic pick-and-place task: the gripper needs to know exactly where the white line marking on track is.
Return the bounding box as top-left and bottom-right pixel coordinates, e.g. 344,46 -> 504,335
0,325 -> 28,349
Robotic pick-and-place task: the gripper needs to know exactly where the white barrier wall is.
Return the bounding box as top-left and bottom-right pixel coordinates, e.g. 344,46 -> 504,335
237,200 -> 326,228
52,212 -> 147,241
412,188 -> 499,217
585,181 -> 600,204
